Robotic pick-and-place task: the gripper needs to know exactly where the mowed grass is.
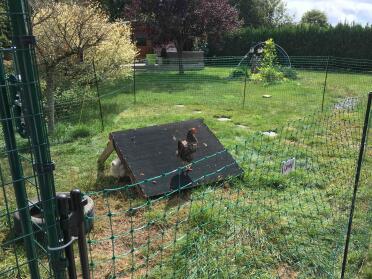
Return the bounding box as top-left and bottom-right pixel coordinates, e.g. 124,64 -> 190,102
0,67 -> 371,278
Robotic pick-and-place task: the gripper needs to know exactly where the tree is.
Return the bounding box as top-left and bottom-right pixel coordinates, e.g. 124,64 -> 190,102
260,0 -> 293,27
0,2 -> 10,47
229,0 -> 292,27
229,0 -> 260,27
33,3 -> 136,132
301,9 -> 328,27
127,0 -> 241,74
93,0 -> 131,20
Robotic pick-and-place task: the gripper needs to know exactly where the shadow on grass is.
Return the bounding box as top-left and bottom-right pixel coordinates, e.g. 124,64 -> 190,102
135,71 -> 237,94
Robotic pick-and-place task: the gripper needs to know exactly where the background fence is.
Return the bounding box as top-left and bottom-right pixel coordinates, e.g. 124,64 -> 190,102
1,47 -> 371,279
0,1 -> 371,278
47,55 -> 372,143
1,1 -> 63,278
1,92 -> 370,278
82,97 -> 371,278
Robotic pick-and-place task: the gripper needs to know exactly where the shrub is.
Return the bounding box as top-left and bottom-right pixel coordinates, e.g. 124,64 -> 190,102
230,66 -> 250,78
249,38 -> 298,83
208,24 -> 372,61
52,124 -> 92,143
251,65 -> 285,83
69,125 -> 91,140
251,38 -> 285,83
279,66 -> 298,80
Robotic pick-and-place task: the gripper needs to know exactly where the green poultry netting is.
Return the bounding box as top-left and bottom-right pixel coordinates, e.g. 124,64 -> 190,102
81,99 -> 371,278
0,1 -> 371,278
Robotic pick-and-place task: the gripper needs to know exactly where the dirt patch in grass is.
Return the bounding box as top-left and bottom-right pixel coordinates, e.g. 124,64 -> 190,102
85,182 -> 242,278
277,263 -> 298,279
87,190 -> 195,278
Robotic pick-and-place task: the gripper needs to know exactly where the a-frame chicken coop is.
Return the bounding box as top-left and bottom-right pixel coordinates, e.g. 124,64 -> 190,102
97,119 -> 243,197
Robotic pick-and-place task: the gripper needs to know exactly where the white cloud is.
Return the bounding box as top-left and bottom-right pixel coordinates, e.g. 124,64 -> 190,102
286,0 -> 372,25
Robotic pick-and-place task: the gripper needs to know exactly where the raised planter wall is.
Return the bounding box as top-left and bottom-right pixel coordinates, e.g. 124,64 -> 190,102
160,51 -> 205,70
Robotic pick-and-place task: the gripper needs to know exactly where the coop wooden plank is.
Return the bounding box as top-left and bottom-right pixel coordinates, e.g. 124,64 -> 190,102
98,140 -> 115,168
110,119 -> 243,197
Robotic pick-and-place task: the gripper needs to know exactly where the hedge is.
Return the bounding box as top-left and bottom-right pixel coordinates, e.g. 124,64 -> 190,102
208,24 -> 372,60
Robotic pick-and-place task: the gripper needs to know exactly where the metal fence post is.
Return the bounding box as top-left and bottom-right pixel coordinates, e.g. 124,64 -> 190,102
340,92 -> 371,278
7,1 -> 65,278
242,59 -> 249,109
133,58 -> 137,104
71,189 -> 91,279
92,59 -> 104,132
0,54 -> 40,279
321,56 -> 330,112
58,194 -> 77,279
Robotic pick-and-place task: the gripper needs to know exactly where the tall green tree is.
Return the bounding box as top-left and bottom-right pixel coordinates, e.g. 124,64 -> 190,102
229,0 -> 292,27
229,0 -> 260,27
301,9 -> 329,27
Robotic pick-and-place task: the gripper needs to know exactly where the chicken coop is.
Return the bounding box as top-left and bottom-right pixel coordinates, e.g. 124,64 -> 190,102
97,119 -> 243,197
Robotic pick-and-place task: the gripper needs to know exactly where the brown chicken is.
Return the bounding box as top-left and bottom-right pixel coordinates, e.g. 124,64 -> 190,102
177,128 -> 198,163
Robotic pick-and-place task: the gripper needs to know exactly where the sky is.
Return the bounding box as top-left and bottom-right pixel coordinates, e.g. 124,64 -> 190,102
286,0 -> 372,25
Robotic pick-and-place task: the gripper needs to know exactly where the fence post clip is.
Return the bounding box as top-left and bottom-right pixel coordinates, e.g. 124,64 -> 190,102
8,74 -> 28,138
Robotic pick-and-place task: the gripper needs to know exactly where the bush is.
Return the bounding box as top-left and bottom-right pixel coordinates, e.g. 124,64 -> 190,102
49,86 -> 96,121
250,38 -> 286,83
51,124 -> 92,143
69,125 -> 91,140
208,24 -> 372,60
249,39 -> 298,83
251,66 -> 285,83
230,66 -> 250,78
279,66 -> 298,80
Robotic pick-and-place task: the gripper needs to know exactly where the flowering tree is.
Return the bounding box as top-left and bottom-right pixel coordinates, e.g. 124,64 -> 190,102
33,3 -> 136,132
127,0 -> 241,74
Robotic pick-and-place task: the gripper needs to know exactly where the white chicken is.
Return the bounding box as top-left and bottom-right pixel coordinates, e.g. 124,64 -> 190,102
111,158 -> 126,178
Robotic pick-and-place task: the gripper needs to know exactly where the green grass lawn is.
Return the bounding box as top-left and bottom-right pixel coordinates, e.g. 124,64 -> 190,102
0,67 -> 371,278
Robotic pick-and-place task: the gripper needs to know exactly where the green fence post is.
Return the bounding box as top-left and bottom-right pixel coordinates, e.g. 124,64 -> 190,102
92,59 -> 104,132
7,1 -> 65,278
133,58 -> 137,104
242,59 -> 248,109
0,55 -> 40,279
321,56 -> 330,112
340,92 -> 372,278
